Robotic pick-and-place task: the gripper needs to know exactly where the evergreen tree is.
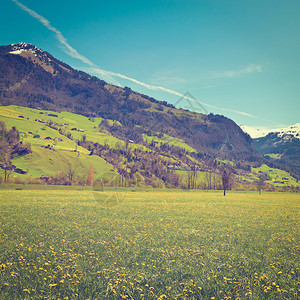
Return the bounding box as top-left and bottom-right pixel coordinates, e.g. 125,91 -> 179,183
87,164 -> 95,186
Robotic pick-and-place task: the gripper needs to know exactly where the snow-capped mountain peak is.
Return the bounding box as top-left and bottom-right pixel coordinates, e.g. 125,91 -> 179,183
241,123 -> 300,139
9,42 -> 43,55
276,123 -> 300,139
240,125 -> 272,139
1,42 -> 68,74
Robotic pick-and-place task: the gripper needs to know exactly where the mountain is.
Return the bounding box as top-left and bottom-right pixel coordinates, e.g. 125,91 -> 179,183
240,125 -> 274,139
251,124 -> 300,178
0,42 -> 259,162
241,123 -> 300,139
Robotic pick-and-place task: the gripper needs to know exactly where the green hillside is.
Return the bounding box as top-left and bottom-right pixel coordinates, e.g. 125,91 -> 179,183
1,105 -> 299,190
0,105 -> 199,183
252,164 -> 299,188
0,106 -> 118,181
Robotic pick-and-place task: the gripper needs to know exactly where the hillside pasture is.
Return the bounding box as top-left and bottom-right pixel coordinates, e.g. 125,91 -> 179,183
0,106 -> 128,181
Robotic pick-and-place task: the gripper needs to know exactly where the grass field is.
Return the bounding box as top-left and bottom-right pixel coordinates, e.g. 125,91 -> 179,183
0,190 -> 299,299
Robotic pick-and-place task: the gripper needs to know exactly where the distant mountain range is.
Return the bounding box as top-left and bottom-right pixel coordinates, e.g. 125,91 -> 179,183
242,124 -> 300,178
0,42 -> 259,162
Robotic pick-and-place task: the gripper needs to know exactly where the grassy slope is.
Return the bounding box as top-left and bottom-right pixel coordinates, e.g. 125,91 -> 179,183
252,164 -> 299,187
12,146 -> 116,180
0,105 -> 198,181
0,106 -> 119,180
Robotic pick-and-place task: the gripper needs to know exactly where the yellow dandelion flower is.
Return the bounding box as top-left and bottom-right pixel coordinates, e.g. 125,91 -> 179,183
49,283 -> 57,287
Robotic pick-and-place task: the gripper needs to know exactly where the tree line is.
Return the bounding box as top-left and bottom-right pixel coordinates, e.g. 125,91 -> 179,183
0,122 -> 31,182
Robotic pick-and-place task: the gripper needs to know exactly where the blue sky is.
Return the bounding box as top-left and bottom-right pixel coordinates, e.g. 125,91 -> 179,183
2,0 -> 300,128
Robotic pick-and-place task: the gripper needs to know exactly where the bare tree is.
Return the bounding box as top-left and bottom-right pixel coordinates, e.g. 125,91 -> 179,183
221,167 -> 233,196
0,141 -> 12,182
256,175 -> 267,195
213,172 -> 216,190
205,171 -> 212,190
187,164 -> 197,189
65,161 -> 77,184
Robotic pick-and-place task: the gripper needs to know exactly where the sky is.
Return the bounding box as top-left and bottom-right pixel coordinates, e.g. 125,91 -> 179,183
1,0 -> 300,129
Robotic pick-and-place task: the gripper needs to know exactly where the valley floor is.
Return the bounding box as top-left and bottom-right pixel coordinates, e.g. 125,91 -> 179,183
0,190 -> 299,299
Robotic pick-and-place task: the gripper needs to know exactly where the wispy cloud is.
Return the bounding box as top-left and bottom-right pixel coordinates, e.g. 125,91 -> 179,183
11,0 -> 119,85
150,70 -> 187,86
89,67 -> 190,98
214,64 -> 262,78
12,0 -> 261,119
12,0 -> 93,65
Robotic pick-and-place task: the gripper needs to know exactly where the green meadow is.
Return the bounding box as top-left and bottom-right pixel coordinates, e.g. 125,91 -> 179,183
0,190 -> 299,299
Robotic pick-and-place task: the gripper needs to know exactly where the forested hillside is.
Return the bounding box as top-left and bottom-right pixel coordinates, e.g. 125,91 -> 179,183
0,43 -> 259,162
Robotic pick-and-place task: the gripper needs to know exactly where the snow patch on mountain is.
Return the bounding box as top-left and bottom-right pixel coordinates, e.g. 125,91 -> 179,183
8,43 -> 46,57
6,43 -> 56,68
240,125 -> 271,138
9,49 -> 27,55
9,42 -> 42,53
241,123 -> 300,139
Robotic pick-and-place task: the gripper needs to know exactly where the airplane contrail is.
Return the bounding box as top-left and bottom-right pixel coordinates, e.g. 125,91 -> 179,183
12,0 -> 259,119
11,0 -> 120,85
